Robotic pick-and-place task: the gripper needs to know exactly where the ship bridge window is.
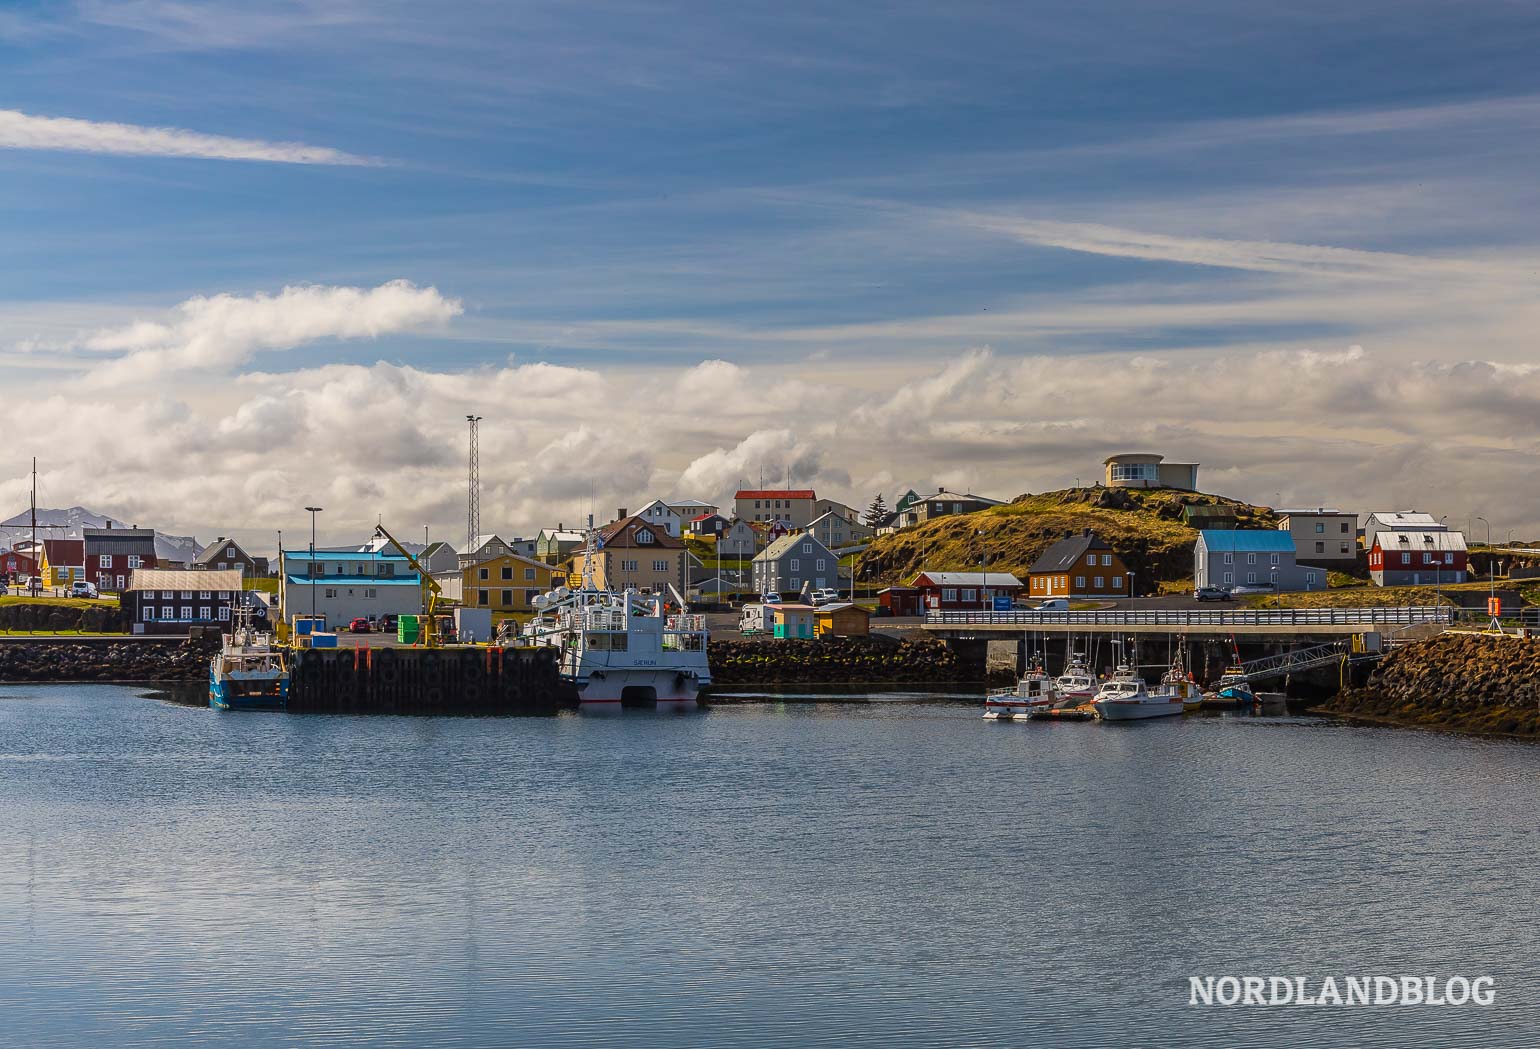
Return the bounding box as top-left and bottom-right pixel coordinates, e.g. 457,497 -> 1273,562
586,632 -> 628,651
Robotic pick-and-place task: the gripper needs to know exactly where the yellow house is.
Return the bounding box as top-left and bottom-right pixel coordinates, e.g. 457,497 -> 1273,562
462,553 -> 560,624
39,539 -> 86,586
570,515 -> 691,594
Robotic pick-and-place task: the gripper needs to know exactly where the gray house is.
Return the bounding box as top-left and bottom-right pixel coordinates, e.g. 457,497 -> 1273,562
196,537 -> 257,576
752,532 -> 840,598
1194,530 -> 1327,592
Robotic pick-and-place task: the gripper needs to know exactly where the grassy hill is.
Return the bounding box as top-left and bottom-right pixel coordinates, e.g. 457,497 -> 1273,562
854,486 -> 1278,590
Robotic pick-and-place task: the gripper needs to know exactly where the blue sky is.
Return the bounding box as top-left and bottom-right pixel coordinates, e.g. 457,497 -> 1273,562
3,1 -> 1540,547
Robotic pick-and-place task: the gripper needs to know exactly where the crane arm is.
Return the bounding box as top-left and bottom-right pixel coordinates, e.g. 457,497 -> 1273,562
373,524 -> 445,646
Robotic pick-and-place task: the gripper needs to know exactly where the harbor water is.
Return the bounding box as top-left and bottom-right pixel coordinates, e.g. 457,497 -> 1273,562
2,684 -> 1537,1047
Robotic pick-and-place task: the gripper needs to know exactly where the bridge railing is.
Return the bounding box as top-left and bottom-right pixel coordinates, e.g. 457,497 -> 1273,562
924,605 -> 1454,628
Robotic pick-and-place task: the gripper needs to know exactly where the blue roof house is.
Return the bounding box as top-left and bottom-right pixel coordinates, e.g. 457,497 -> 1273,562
1194,530 -> 1328,592
278,547 -> 424,627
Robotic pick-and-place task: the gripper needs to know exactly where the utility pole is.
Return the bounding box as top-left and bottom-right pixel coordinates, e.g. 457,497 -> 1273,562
466,415 -> 482,555
305,506 -> 323,628
30,457 -> 37,595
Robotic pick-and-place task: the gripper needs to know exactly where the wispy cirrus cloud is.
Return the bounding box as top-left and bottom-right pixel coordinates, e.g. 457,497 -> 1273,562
0,108 -> 379,165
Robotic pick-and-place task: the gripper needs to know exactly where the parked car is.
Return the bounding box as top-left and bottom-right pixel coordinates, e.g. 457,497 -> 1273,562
348,617 -> 371,633
69,581 -> 99,599
1193,585 -> 1231,602
810,587 -> 841,606
379,613 -> 399,632
760,591 -> 782,605
1034,598 -> 1069,611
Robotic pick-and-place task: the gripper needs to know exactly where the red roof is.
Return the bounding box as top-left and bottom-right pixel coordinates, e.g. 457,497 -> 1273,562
42,538 -> 85,566
736,489 -> 815,500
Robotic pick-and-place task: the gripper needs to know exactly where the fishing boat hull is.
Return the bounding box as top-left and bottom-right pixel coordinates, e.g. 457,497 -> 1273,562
209,669 -> 289,712
1093,698 -> 1185,721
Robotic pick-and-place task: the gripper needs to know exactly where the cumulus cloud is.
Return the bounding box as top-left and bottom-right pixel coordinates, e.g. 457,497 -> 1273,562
4,345 -> 1540,553
81,280 -> 462,383
0,108 -> 378,165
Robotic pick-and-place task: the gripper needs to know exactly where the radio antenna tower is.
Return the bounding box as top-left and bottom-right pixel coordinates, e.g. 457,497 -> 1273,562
466,415 -> 482,554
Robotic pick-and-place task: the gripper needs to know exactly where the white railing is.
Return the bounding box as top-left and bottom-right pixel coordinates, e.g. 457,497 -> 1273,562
925,606 -> 1454,628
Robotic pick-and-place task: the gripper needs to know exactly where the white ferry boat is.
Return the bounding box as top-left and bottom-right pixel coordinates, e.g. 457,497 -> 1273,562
521,586 -> 710,709
209,605 -> 289,712
983,662 -> 1056,720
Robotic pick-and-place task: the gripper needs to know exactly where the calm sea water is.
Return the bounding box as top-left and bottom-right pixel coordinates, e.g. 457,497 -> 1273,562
2,684 -> 1537,1048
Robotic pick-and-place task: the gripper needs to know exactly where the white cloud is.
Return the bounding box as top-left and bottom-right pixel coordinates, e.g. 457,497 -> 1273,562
80,280 -> 462,383
0,108 -> 378,165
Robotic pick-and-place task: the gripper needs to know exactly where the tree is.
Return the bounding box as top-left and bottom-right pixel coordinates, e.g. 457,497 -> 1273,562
863,494 -> 889,528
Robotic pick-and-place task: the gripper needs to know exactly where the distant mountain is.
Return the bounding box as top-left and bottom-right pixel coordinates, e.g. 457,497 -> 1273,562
0,505 -> 202,561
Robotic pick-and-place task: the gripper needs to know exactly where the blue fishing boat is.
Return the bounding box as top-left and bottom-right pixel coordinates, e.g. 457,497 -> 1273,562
209,605 -> 289,711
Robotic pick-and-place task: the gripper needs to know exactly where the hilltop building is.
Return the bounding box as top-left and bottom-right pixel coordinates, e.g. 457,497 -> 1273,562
1103,453 -> 1199,491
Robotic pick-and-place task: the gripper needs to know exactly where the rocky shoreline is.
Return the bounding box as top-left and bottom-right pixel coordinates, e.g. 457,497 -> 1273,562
1327,633 -> 1540,736
707,635 -> 971,685
0,637 -> 218,683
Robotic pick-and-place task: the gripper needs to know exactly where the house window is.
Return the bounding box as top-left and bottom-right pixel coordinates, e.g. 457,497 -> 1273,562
1102,555 -> 1111,566
525,568 -> 536,581
501,589 -> 512,606
1315,542 -> 1325,553
101,554 -> 113,569
180,606 -> 192,620
325,588 -> 338,599
199,606 -> 210,619
1223,553 -> 1233,564
525,589 -> 539,605
1222,572 -> 1233,584
802,544 -> 812,554
218,606 -> 230,621
1112,576 -> 1122,589
161,605 -> 173,619
621,560 -> 638,571
1247,554 -> 1256,565
791,559 -> 800,571
143,607 -> 156,622
942,588 -> 957,602
1246,574 -> 1256,585
1074,576 -> 1086,590
128,555 -> 142,568
364,588 -> 376,598
1086,555 -> 1096,567
479,567 -> 489,580
1341,543 -> 1351,554
1401,553 -> 1411,565
200,590 -> 211,600
638,530 -> 654,544
653,560 -> 668,572
816,559 -> 826,571
478,589 -> 489,606
219,592 -> 229,599
1094,576 -> 1104,589
961,588 -> 976,602
1315,523 -> 1325,533
182,591 -> 193,599
502,566 -> 513,580
1341,522 -> 1350,533
1445,552 -> 1454,564
163,591 -> 174,599
1270,554 -> 1279,565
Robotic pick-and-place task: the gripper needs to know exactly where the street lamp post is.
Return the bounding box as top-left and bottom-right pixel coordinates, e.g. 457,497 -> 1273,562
304,506 -> 323,629
977,527 -> 988,612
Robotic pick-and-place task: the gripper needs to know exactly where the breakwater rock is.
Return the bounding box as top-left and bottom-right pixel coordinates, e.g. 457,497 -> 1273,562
0,636 -> 219,682
0,602 -> 124,633
708,635 -> 966,685
1328,633 -> 1540,734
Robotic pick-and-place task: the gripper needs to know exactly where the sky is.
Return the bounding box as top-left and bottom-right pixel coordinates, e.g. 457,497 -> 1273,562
3,0 -> 1540,554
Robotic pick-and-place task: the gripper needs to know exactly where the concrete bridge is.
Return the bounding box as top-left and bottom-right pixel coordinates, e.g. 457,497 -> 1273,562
922,605 -> 1452,638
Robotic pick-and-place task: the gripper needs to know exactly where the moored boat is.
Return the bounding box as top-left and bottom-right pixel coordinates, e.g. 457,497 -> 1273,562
1053,653 -> 1097,701
1092,663 -> 1185,721
209,605 -> 289,712
1201,665 -> 1256,711
984,662 -> 1055,720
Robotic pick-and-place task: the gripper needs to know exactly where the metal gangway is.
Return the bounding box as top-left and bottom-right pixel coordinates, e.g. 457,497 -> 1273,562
1229,640 -> 1355,683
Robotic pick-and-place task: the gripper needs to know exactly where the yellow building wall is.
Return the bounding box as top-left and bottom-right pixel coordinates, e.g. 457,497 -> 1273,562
462,554 -> 559,622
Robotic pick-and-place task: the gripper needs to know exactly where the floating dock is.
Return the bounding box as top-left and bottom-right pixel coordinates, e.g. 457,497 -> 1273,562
288,646 -> 579,715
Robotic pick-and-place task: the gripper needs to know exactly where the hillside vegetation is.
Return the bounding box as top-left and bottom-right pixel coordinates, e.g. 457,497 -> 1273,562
854,486 -> 1277,589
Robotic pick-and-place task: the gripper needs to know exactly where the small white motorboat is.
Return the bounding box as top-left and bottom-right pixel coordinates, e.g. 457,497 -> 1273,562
1092,663 -> 1185,721
984,664 -> 1056,720
1053,654 -> 1098,701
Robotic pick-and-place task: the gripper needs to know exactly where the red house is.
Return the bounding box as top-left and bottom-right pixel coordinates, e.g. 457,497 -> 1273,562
911,571 -> 1024,611
877,585 -> 922,617
1368,530 -> 1468,587
0,549 -> 38,581
83,526 -> 158,592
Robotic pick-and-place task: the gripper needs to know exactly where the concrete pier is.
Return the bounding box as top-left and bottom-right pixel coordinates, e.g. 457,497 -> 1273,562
288,646 -> 579,715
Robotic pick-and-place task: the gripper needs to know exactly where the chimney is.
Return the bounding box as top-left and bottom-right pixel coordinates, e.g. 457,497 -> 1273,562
617,508 -> 628,520
217,536 -> 226,543
558,522 -> 563,531
106,521 -> 113,529
1083,528 -> 1092,537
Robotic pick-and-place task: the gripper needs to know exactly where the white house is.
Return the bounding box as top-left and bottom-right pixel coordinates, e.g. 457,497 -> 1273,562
279,548 -> 423,627
1363,511 -> 1445,554
667,498 -> 719,521
636,499 -> 685,538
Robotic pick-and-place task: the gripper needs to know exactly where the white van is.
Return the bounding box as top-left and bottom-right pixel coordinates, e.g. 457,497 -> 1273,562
739,603 -> 774,636
1034,598 -> 1069,611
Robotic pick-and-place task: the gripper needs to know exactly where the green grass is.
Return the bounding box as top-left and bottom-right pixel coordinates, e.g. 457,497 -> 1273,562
0,628 -> 128,636
0,595 -> 106,609
244,577 -> 280,593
